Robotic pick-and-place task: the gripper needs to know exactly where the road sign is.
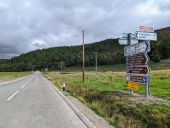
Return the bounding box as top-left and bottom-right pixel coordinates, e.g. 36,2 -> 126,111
127,75 -> 149,84
139,26 -> 154,32
127,82 -> 139,91
127,65 -> 150,74
124,41 -> 150,56
126,54 -> 149,65
135,31 -> 157,41
119,37 -> 138,45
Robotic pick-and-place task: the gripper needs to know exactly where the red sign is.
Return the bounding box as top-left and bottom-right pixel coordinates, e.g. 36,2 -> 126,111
127,66 -> 150,74
139,26 -> 154,32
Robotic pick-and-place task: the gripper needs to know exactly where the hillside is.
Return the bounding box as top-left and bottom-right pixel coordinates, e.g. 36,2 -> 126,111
0,27 -> 170,71
0,39 -> 125,71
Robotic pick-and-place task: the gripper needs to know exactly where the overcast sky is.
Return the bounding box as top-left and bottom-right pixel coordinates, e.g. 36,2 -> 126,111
0,0 -> 170,58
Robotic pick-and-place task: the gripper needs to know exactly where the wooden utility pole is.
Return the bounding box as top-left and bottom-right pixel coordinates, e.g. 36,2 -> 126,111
93,52 -> 98,72
60,61 -> 63,72
82,30 -> 85,82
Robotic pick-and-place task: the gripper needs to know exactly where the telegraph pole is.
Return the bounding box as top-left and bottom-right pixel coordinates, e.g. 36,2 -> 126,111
93,52 -> 98,72
60,61 -> 63,72
82,30 -> 85,82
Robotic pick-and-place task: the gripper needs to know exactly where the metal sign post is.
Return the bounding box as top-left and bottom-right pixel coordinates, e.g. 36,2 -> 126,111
120,26 -> 157,98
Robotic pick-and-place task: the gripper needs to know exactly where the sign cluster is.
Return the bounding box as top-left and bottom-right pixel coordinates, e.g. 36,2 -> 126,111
120,26 -> 157,97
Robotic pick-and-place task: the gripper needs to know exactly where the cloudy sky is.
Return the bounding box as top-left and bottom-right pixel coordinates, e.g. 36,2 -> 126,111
0,0 -> 170,58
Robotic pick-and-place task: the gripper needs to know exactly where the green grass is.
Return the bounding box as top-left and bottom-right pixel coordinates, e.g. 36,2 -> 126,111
43,69 -> 170,128
44,70 -> 170,99
61,59 -> 170,72
0,72 -> 32,82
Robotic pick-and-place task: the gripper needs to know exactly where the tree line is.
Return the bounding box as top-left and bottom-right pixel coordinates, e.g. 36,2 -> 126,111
0,27 -> 170,71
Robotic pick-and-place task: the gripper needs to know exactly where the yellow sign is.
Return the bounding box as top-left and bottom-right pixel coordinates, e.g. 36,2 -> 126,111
127,82 -> 139,91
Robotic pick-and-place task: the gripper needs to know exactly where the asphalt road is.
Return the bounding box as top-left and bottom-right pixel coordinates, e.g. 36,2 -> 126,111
0,72 -> 87,128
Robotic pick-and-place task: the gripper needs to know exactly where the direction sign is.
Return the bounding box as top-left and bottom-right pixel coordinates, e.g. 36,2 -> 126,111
127,65 -> 150,74
124,41 -> 150,56
127,75 -> 149,84
127,82 -> 139,91
139,26 -> 154,32
126,54 -> 149,65
135,31 -> 157,41
119,37 -> 138,45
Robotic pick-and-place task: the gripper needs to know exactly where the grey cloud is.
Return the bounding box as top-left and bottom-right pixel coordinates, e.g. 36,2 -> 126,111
0,0 -> 170,58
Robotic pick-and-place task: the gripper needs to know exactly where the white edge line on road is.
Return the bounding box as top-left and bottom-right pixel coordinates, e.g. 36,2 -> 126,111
0,75 -> 32,87
7,90 -> 20,101
41,75 -> 96,128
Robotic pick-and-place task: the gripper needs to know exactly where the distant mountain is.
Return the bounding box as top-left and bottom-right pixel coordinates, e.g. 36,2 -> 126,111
0,27 -> 170,71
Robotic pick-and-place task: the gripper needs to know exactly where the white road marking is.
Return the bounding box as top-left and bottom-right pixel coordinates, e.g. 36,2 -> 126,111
7,78 -> 33,101
41,76 -> 96,128
20,79 -> 32,89
21,84 -> 26,89
7,90 -> 20,101
0,75 -> 32,86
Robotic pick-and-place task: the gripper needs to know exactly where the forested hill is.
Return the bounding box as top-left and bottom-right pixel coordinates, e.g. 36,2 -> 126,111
0,39 -> 125,71
0,27 -> 170,71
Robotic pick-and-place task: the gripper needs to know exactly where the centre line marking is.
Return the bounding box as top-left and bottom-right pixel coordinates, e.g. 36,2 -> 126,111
20,79 -> 32,89
7,90 -> 20,101
21,84 -> 26,89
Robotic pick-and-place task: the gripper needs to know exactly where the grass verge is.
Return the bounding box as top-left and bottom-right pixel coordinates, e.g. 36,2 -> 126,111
43,71 -> 170,128
0,72 -> 32,82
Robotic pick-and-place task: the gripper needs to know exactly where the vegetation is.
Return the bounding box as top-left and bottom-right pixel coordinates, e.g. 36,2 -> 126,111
43,69 -> 170,128
0,72 -> 32,82
0,27 -> 170,71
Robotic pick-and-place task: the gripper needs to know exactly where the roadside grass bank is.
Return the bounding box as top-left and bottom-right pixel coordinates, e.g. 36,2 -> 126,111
0,72 -> 32,82
43,70 -> 170,128
62,59 -> 170,72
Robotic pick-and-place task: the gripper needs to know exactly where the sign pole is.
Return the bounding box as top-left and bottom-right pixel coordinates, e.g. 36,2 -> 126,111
121,26 -> 156,98
145,84 -> 149,98
127,33 -> 134,95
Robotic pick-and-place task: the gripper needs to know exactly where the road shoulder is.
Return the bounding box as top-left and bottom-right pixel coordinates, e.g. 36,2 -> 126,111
65,93 -> 113,128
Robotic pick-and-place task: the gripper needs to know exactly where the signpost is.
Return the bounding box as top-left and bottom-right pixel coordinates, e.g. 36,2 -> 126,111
127,66 -> 150,74
127,75 -> 149,84
127,82 -> 139,91
124,41 -> 150,56
139,26 -> 154,32
127,54 -> 149,65
136,31 -> 157,41
119,26 -> 157,98
119,37 -> 138,45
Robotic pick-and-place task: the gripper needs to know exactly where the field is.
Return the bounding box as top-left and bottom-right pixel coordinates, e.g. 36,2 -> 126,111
0,72 -> 32,82
62,59 -> 170,72
43,69 -> 170,128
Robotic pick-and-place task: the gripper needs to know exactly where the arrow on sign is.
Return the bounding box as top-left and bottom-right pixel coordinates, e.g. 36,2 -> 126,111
127,75 -> 149,84
124,41 -> 150,56
126,54 -> 149,65
135,31 -> 157,41
119,37 -> 138,45
127,65 -> 150,74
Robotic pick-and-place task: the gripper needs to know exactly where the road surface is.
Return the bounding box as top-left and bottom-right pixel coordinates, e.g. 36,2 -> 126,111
0,72 -> 87,128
